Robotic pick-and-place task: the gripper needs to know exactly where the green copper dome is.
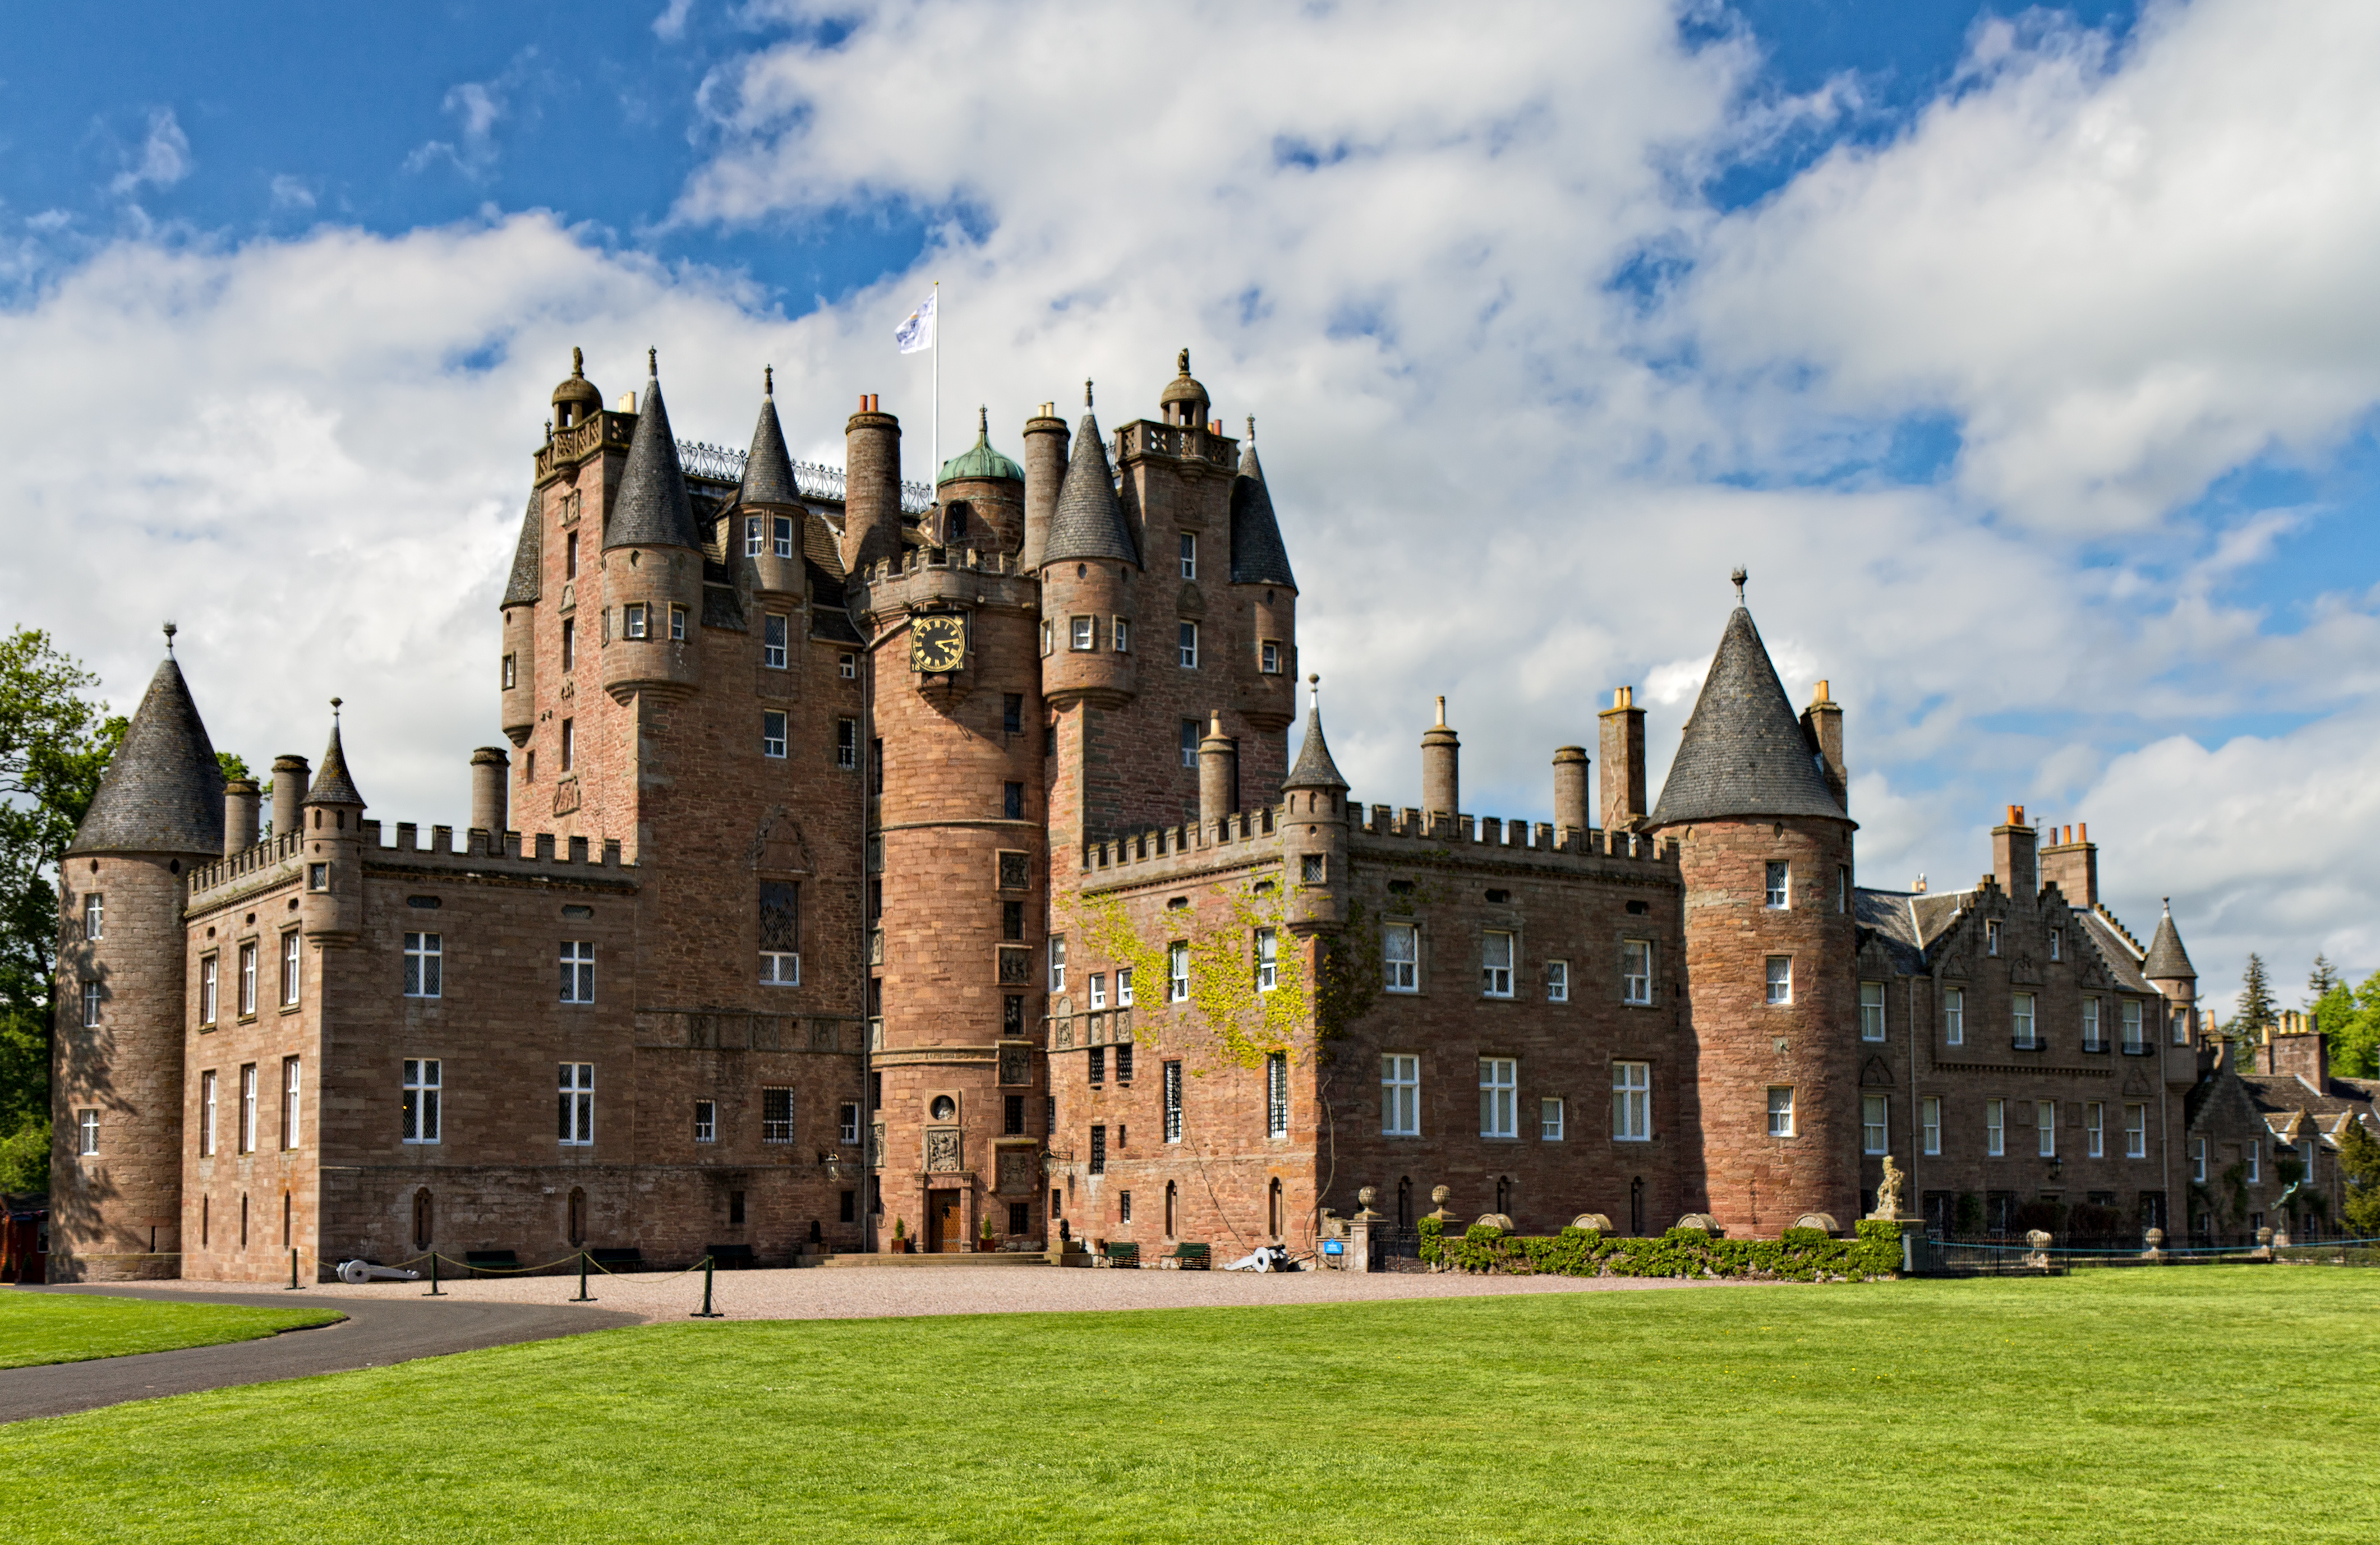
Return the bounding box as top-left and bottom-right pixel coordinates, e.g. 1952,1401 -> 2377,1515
937,407 -> 1024,485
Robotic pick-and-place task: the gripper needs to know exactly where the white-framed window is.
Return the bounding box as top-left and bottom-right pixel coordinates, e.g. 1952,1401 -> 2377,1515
2085,1101 -> 2105,1157
763,614 -> 788,668
1481,931 -> 1514,998
1255,929 -> 1278,993
1040,621 -> 1053,657
1767,1086 -> 1794,1138
280,930 -> 301,1008
1863,1094 -> 1888,1156
1541,1096 -> 1566,1141
839,1103 -> 861,1145
669,605 -> 687,642
1384,923 -> 1419,992
1088,973 -> 1107,1012
760,951 -> 799,985
1178,621 -> 1199,668
1921,1095 -> 1941,1156
403,932 -> 441,998
624,602 -> 649,640
1986,1097 -> 2005,1157
560,940 -> 595,1003
1765,861 -> 1788,908
745,515 -> 764,556
774,514 -> 795,559
239,942 -> 257,1016
1180,532 -> 1196,579
83,892 -> 103,940
1180,718 -> 1199,768
559,1063 -> 595,1145
1986,919 -> 2001,956
2191,1136 -> 2207,1183
1070,616 -> 1095,651
79,980 -> 100,1027
840,652 -> 857,679
1945,986 -> 1964,1046
2125,1103 -> 2147,1159
1164,1060 -> 1183,1142
1382,1054 -> 1421,1136
2049,927 -> 2063,961
2122,999 -> 2144,1051
2170,999 -> 2187,1046
2013,992 -> 2037,1049
1546,960 -> 1569,1003
1260,640 -> 1281,674
1167,941 -> 1189,1002
503,653 -> 518,690
1479,1057 -> 1517,1138
282,1057 -> 301,1149
836,717 -> 858,771
1765,955 -> 1791,1006
403,1059 -> 440,1144
2036,1100 -> 2056,1157
1613,1061 -> 1650,1142
694,1099 -> 716,1143
77,1109 -> 98,1156
1267,1052 -> 1289,1138
1860,980 -> 1886,1040
1111,617 -> 1130,653
200,1071 -> 217,1156
2247,1141 -> 2261,1182
2083,997 -> 2102,1049
1117,968 -> 1135,1007
240,1064 -> 259,1154
1049,936 -> 1067,993
762,1087 -> 795,1144
762,710 -> 788,759
1623,939 -> 1653,1005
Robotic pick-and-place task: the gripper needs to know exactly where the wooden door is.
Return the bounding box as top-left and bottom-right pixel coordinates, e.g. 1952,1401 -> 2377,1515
930,1190 -> 963,1252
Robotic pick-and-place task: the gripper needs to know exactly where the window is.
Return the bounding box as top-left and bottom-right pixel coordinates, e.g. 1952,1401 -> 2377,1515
2049,928 -> 2063,961
2247,1141 -> 2261,1182
2192,1137 -> 2207,1183
1945,987 -> 1964,1046
1117,969 -> 1134,1007
1070,616 -> 1095,651
1049,936 -> 1066,993
839,1103 -> 861,1144
561,619 -> 576,671
280,931 -> 301,1008
694,1100 -> 716,1143
239,942 -> 258,1016
2170,999 -> 2186,1046
1384,923 -> 1419,993
2013,993 -> 2037,1049
1180,718 -> 1199,768
559,1063 -> 594,1145
560,718 -> 574,772
240,1064 -> 258,1153
1004,781 -> 1023,819
1111,617 -> 1130,653
1765,861 -> 1788,908
759,880 -> 799,985
1767,1086 -> 1794,1138
560,940 -> 595,1003
1860,981 -> 1886,1040
282,1058 -> 301,1149
1623,940 -> 1653,1005
1986,1098 -> 2005,1157
1041,621 -> 1053,656
1382,1054 -> 1421,1136
763,614 -> 788,668
1986,919 -> 2001,956
1300,853 -> 1327,886
1765,956 -> 1792,1006
80,980 -> 100,1027
1089,1124 -> 1106,1174
1260,640 -> 1282,674
1267,1053 -> 1289,1138
403,933 -> 441,998
200,1071 -> 218,1155
1180,532 -> 1196,578
2124,1103 -> 2147,1159
745,515 -> 763,557
196,954 -> 218,1027
401,1058 -> 441,1143
310,861 -> 331,891
760,949 -> 799,986
1863,1094 -> 1888,1156
1479,1058 -> 1517,1138
1255,928 -> 1278,993
837,718 -> 859,771
840,652 -> 857,679
1088,1046 -> 1106,1086
77,1109 -> 98,1156
1004,901 -> 1026,944
1167,941 -> 1189,1002
1922,1095 -> 1941,1156
2083,998 -> 2102,1050
2086,1101 -> 2105,1157
83,892 -> 102,940
1613,1062 -> 1650,1142
1163,1061 -> 1182,1142
762,1087 -> 795,1144
1546,960 -> 1569,1003
2122,999 -> 2144,1051
624,603 -> 649,640
503,653 -> 518,690
1481,931 -> 1514,998
762,710 -> 788,759
566,531 -> 579,578
1179,621 -> 1199,668
1089,973 -> 1107,1011
1119,1190 -> 1133,1224
1839,866 -> 1849,914
774,514 -> 795,559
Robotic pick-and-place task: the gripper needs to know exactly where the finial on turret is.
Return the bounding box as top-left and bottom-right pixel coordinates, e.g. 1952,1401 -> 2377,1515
1308,671 -> 1320,708
1178,348 -> 1191,376
1084,379 -> 1094,408
162,620 -> 177,657
1246,414 -> 1255,442
330,696 -> 342,722
1732,567 -> 1747,604
571,346 -> 584,377
545,420 -> 554,445
979,404 -> 988,434
647,347 -> 658,377
763,365 -> 774,398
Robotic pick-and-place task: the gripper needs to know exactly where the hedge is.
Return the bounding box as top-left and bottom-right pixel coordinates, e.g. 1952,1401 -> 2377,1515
1414,1217 -> 1905,1281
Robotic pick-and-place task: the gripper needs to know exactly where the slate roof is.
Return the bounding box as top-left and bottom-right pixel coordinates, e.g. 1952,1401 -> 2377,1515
1283,700 -> 1347,790
1852,888 -> 1929,975
67,656 -> 225,857
1042,413 -> 1138,566
604,368 -> 700,551
2077,910 -> 2157,993
1228,441 -> 1297,589
1648,607 -> 1848,827
501,490 -> 541,608
301,722 -> 365,809
739,386 -> 801,509
2142,903 -> 2196,980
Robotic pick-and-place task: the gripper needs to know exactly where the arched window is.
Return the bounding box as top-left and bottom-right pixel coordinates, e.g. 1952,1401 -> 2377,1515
1494,1175 -> 1513,1217
1164,1181 -> 1179,1238
568,1187 -> 587,1247
413,1188 -> 435,1251
1396,1177 -> 1412,1230
1267,1177 -> 1284,1239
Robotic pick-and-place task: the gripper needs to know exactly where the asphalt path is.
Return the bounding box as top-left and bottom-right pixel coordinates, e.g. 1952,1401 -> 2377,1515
1,1284 -> 640,1422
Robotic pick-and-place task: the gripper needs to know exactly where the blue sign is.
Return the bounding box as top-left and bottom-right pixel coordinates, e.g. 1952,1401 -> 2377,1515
1323,1240 -> 1343,1255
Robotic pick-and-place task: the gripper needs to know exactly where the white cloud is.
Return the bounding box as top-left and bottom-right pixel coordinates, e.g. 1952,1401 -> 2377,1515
652,0 -> 695,41
108,109 -> 192,197
270,174 -> 318,211
406,55 -> 540,180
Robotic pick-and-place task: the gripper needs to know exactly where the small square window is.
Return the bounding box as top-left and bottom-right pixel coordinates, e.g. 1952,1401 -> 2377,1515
762,711 -> 788,759
1260,641 -> 1281,674
1071,616 -> 1095,651
1300,853 -> 1325,885
839,653 -> 857,679
746,516 -> 764,557
624,603 -> 649,640
760,951 -> 799,985
1179,622 -> 1199,668
774,515 -> 795,560
1546,960 -> 1569,1003
308,864 -> 330,892
1765,956 -> 1792,1005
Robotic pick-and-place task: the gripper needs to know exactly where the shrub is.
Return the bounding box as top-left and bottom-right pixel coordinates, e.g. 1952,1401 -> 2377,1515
1432,1218 -> 1904,1283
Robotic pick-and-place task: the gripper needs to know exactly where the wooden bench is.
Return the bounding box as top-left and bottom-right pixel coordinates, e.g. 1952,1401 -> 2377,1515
1162,1242 -> 1210,1270
589,1247 -> 643,1272
463,1250 -> 519,1276
1103,1241 -> 1140,1268
705,1244 -> 757,1270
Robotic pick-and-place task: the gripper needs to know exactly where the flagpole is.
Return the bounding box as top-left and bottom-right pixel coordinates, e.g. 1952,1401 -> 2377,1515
931,279 -> 941,492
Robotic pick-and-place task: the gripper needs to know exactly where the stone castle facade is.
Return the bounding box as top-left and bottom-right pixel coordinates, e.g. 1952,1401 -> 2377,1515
50,345 -> 2277,1282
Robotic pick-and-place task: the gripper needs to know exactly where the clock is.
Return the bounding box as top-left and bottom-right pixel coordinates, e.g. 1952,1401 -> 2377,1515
909,614 -> 967,674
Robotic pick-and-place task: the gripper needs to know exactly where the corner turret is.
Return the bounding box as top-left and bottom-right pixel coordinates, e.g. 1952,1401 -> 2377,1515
599,351 -> 704,704
500,488 -> 540,744
1039,384 -> 1139,710
2143,898 -> 2197,1039
934,405 -> 1026,554
737,367 -> 806,598
298,704 -> 366,947
1282,676 -> 1348,934
1230,419 -> 1298,732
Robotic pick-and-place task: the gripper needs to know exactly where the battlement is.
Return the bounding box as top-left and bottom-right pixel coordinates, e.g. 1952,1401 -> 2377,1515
1079,806 -> 1283,892
1354,803 -> 1675,867
1113,419 -> 1237,471
848,546 -> 1037,616
186,819 -> 639,907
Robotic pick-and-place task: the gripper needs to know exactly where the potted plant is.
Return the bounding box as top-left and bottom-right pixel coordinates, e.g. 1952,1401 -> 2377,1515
890,1217 -> 910,1255
979,1215 -> 1000,1253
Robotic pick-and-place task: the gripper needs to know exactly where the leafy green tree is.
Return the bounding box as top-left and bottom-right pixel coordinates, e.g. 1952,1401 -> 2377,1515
2338,1117 -> 2380,1239
2317,971 -> 2380,1080
2236,953 -> 2277,1037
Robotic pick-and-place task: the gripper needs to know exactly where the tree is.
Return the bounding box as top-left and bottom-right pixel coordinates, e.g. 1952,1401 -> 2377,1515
2319,971 -> 2380,1080
2338,1117 -> 2380,1239
2309,953 -> 2341,1004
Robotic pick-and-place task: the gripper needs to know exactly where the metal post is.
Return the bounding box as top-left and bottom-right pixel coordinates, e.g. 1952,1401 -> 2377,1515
689,1254 -> 722,1318
572,1248 -> 593,1302
426,1249 -> 443,1297
287,1246 -> 301,1290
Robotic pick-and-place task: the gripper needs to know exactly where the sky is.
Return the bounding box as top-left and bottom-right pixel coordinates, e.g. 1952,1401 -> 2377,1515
2,0 -> 2374,1017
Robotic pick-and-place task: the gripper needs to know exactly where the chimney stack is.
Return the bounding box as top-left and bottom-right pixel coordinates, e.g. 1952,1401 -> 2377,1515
1799,679 -> 1846,811
1020,403 -> 1067,570
1420,697 -> 1460,834
471,746 -> 510,842
2040,819 -> 2098,907
1991,804 -> 2038,898
1598,686 -> 1646,832
1198,713 -> 1237,829
842,394 -> 903,574
223,778 -> 260,857
270,755 -> 310,842
1552,746 -> 1590,846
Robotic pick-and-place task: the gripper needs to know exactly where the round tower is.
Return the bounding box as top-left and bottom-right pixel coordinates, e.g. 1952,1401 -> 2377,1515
2141,900 -> 2198,1045
1019,404 -> 1069,570
1228,419 -> 1300,739
297,708 -> 366,949
1281,679 -> 1349,936
600,352 -> 705,705
51,630 -> 225,1281
937,406 -> 1026,554
1646,587 -> 1859,1237
1038,386 -> 1139,710
737,366 -> 808,599
842,394 -> 903,577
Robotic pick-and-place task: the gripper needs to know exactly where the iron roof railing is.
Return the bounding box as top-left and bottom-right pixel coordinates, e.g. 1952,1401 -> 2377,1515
676,440 -> 933,514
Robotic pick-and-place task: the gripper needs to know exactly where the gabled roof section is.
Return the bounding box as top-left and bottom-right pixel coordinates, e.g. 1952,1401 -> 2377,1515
302,722 -> 365,809
1042,412 -> 1138,566
1649,606 -> 1849,827
68,656 -> 225,857
1852,888 -> 1928,975
2075,910 -> 2156,994
501,490 -> 542,608
2142,901 -> 2196,980
604,363 -> 700,551
1284,698 -> 1347,791
1228,439 -> 1296,589
738,376 -> 800,509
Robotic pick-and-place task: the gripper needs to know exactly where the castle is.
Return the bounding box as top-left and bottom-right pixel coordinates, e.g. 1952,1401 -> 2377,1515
50,345 -> 2281,1282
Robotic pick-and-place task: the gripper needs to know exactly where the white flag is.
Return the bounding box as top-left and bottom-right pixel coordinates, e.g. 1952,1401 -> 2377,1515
894,291 -> 936,354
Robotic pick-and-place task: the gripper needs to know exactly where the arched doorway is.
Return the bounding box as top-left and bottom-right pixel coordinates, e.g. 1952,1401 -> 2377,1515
567,1187 -> 587,1247
413,1188 -> 435,1251
1396,1177 -> 1413,1230
1494,1175 -> 1513,1217
1267,1177 -> 1284,1239
1164,1181 -> 1179,1238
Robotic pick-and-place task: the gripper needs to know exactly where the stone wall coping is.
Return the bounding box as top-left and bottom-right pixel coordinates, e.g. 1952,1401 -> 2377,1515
187,821 -> 642,905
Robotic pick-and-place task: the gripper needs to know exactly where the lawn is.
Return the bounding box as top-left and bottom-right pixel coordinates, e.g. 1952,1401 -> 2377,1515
1,1269 -> 2372,1542
0,1292 -> 343,1369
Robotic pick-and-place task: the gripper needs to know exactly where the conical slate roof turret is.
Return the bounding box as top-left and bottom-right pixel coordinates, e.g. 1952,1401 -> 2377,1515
2142,901 -> 2196,980
1649,598 -> 1848,827
501,488 -> 542,607
1042,395 -> 1138,566
738,367 -> 800,509
67,642 -> 225,857
1228,423 -> 1296,588
301,712 -> 365,810
1284,684 -> 1347,791
604,351 -> 699,551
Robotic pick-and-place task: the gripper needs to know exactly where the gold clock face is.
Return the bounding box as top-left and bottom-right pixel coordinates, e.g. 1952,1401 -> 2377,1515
910,614 -> 966,674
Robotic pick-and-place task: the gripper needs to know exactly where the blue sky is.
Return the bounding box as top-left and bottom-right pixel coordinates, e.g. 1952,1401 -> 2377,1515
4,0 -> 2378,1011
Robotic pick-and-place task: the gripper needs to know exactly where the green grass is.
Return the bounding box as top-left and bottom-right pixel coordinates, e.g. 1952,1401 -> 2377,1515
0,1292 -> 343,1369
2,1269 -> 2374,1542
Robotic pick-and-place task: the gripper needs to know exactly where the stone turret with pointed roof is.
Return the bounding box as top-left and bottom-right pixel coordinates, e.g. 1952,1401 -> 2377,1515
67,638 -> 225,858
2143,900 -> 2196,983
739,366 -> 800,509
301,708 -> 365,813
1649,598 -> 1849,828
1229,421 -> 1297,589
1042,398 -> 1138,567
501,489 -> 542,608
605,351 -> 699,551
1284,691 -> 1346,792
